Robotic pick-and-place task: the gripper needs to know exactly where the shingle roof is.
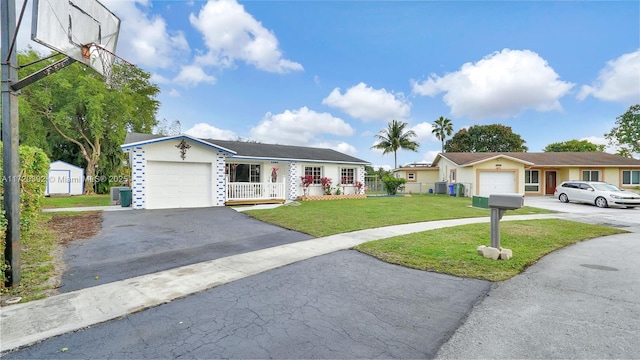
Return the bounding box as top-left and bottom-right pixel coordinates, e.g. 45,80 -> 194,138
436,152 -> 640,167
123,133 -> 369,164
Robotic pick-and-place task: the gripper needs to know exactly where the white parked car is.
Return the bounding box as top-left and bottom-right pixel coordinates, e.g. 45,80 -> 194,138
554,181 -> 640,208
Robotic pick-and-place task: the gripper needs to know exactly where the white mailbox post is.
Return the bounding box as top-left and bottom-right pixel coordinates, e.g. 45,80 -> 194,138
477,194 -> 524,261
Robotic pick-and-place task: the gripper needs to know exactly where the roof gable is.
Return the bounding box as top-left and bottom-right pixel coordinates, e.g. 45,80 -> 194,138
121,134 -> 236,155
122,133 -> 369,164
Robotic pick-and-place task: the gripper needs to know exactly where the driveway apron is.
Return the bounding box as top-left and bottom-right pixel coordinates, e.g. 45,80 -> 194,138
60,207 -> 313,292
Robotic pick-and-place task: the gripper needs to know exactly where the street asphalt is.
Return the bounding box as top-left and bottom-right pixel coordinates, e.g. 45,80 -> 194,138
1,196 -> 639,358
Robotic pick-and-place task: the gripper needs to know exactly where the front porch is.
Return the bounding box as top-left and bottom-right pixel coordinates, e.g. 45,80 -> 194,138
226,182 -> 286,205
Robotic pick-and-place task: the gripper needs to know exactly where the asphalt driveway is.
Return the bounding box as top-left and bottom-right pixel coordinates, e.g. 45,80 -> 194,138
60,207 -> 313,292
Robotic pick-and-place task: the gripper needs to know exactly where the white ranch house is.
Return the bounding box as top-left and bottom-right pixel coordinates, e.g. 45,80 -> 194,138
121,133 -> 370,210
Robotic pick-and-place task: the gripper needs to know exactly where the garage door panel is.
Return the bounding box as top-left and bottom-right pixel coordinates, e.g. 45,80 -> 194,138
146,161 -> 212,209
479,172 -> 516,197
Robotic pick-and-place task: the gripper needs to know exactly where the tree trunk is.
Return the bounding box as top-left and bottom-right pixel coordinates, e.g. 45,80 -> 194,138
84,156 -> 97,195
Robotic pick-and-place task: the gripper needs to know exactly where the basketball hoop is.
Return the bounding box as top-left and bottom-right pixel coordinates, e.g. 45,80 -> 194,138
81,43 -> 132,84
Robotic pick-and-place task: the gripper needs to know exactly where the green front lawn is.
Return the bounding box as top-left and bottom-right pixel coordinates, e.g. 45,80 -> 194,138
355,219 -> 625,281
245,195 -> 551,237
42,194 -> 111,208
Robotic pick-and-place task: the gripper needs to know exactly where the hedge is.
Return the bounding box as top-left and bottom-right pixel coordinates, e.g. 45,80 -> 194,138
0,142 -> 50,283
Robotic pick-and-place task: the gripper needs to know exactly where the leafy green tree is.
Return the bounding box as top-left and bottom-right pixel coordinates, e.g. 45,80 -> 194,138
18,50 -> 160,194
543,139 -> 605,152
432,116 -> 453,153
605,104 -> 640,157
445,124 -> 528,152
371,119 -> 420,169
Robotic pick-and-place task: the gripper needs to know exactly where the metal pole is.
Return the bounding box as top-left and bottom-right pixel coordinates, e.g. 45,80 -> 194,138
490,208 -> 505,249
2,0 -> 21,287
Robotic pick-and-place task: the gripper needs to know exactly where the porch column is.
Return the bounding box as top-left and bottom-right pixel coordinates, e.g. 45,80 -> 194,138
357,165 -> 365,194
214,153 -> 227,206
131,146 -> 146,209
288,162 -> 298,200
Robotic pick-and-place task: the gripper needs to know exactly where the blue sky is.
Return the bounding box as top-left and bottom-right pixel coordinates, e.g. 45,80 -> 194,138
19,0 -> 640,168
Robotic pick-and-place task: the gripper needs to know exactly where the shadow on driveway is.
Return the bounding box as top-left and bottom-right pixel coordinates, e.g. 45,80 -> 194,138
60,207 -> 313,292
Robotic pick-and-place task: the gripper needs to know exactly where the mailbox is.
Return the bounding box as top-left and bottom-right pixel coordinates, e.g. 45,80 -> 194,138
488,194 -> 524,210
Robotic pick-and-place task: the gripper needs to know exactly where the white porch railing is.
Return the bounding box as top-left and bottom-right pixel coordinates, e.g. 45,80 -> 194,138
226,182 -> 285,202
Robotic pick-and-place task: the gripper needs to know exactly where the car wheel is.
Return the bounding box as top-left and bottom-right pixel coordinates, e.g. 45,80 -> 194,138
559,193 -> 569,203
595,197 -> 608,208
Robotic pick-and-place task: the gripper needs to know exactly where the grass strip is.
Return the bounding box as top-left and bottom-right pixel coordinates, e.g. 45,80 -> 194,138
245,195 -> 552,237
42,194 -> 111,209
354,219 -> 626,282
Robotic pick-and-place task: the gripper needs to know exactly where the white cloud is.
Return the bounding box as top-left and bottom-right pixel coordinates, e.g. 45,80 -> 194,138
189,0 -> 302,73
313,141 -> 358,155
322,82 -> 411,122
409,122 -> 437,142
185,123 -> 237,139
168,89 -> 181,97
150,73 -> 171,84
577,49 -> 640,104
173,65 -> 217,87
411,49 -> 574,119
422,151 -> 440,163
250,107 -> 354,145
581,136 -> 618,154
102,0 -> 190,69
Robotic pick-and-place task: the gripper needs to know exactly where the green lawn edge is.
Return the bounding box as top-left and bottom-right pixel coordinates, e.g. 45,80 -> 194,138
354,219 -> 626,282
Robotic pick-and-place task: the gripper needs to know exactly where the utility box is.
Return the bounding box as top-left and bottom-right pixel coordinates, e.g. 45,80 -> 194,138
489,194 -> 524,210
472,196 -> 489,209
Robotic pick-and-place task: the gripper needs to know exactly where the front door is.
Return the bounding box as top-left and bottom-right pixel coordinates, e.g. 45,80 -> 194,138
545,171 -> 557,195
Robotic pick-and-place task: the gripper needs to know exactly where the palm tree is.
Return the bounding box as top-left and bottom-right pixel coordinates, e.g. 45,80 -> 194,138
371,119 -> 419,169
432,116 -> 453,153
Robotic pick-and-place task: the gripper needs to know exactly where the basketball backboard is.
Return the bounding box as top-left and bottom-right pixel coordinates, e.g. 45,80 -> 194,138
31,0 -> 121,79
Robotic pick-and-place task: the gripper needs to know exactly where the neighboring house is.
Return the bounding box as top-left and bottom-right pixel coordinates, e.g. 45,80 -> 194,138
431,152 -> 640,197
393,165 -> 440,194
46,160 -> 85,196
121,133 -> 370,210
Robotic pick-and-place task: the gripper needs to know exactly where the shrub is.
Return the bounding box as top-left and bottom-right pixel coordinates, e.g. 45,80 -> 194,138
0,142 -> 50,286
382,176 -> 406,195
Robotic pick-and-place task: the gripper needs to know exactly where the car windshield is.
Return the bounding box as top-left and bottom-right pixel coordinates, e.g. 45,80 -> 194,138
591,183 -> 621,191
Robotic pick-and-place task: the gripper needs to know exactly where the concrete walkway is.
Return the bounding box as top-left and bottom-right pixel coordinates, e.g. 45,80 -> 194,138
0,213 -> 557,352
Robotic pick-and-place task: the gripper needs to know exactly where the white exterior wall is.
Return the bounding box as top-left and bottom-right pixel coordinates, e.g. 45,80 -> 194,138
130,139 -> 226,209
296,162 -> 364,196
46,161 -> 84,195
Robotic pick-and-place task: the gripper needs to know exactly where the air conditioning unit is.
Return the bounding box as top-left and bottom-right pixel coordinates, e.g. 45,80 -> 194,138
435,182 -> 448,195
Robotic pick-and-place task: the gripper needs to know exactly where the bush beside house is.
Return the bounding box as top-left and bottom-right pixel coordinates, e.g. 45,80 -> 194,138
0,142 -> 50,286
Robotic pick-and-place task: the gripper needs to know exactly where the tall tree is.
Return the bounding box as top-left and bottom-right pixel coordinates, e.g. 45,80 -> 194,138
605,104 -> 640,157
18,50 -> 160,194
543,139 -> 605,152
445,124 -> 528,152
371,119 -> 419,169
432,116 -> 453,153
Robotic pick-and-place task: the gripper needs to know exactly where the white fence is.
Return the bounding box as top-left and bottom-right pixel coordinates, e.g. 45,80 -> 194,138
226,182 -> 285,201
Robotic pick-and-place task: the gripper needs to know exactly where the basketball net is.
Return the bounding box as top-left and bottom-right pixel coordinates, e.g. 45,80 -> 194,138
81,43 -> 133,84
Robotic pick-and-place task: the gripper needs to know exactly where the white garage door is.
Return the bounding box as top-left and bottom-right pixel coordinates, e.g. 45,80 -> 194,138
479,171 -> 516,196
146,161 -> 212,209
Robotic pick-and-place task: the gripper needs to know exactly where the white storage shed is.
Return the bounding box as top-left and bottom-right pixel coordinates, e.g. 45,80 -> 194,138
46,160 -> 85,196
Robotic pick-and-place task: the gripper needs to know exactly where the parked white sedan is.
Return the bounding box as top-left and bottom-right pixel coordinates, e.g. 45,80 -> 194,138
554,181 -> 640,208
